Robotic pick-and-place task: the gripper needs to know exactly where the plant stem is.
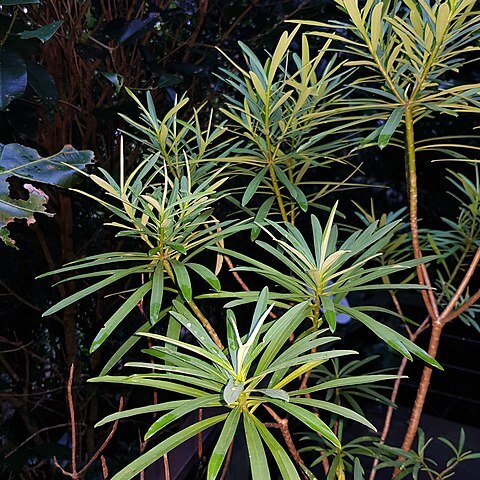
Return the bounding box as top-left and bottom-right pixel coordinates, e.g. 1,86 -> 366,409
399,322 -> 442,453
404,105 -> 439,321
268,164 -> 289,222
0,7 -> 18,48
263,404 -> 307,475
188,300 -> 225,350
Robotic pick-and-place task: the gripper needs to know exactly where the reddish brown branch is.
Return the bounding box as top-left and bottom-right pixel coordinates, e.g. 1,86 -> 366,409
263,405 -> 305,469
440,246 -> 480,322
53,364 -> 123,479
163,454 -> 171,480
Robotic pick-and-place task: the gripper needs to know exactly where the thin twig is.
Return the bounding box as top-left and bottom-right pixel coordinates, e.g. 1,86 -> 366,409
5,423 -> 78,459
79,397 -> 124,475
263,404 -> 305,470
101,456 -> 108,479
53,364 -> 124,479
440,245 -> 480,322
68,364 -> 77,475
224,255 -> 251,292
163,454 -> 171,480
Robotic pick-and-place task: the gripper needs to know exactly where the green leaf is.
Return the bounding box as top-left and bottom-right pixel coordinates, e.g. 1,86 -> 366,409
187,263 -> 221,291
0,143 -> 93,247
42,265 -> 145,317
111,414 -> 228,480
250,415 -> 301,480
268,398 -> 340,448
223,376 -> 244,405
90,281 -> 152,353
170,259 -> 192,301
370,2 -> 384,51
99,308 -> 170,376
321,295 -> 337,332
290,397 -> 376,430
435,2 -> 450,42
95,400 -> 186,427
19,21 -> 63,42
378,107 -> 404,149
251,197 -> 274,241
256,301 -> 310,373
0,48 -> 27,109
165,241 -> 187,254
354,458 -> 364,480
244,413 -> 270,480
170,302 -> 228,361
289,374 -> 400,396
273,164 -> 308,212
145,394 -> 222,440
208,407 -> 242,480
338,305 -> 443,369
255,388 -> 290,402
242,167 -> 267,206
89,375 -> 206,398
150,263 -> 164,325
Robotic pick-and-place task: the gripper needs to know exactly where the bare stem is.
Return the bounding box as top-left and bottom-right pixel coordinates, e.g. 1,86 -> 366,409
263,404 -> 306,472
268,164 -> 289,222
400,323 -> 443,452
404,106 -> 439,321
188,300 -> 225,350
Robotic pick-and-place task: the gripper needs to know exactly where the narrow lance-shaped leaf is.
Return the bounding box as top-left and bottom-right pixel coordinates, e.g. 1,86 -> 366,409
242,167 -> 268,206
208,407 -> 242,480
145,394 -> 222,440
150,262 -> 164,325
90,281 -> 153,353
170,259 -> 192,301
243,412 -> 271,480
338,305 -> 443,369
187,262 -> 221,291
378,106 -> 405,149
250,415 -> 301,480
321,295 -> 337,332
111,414 -> 228,480
268,398 -> 341,448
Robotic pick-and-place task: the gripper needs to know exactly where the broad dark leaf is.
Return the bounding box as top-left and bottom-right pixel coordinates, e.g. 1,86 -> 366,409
19,21 -> 63,42
0,47 -> 27,109
0,0 -> 39,4
0,143 -> 94,188
0,143 -> 94,247
104,13 -> 160,45
26,61 -> 58,106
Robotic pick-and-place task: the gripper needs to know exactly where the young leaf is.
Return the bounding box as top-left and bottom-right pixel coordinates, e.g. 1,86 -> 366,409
187,263 -> 221,291
150,262 -> 164,325
378,107 -> 404,149
223,376 -> 244,405
170,259 -> 192,301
